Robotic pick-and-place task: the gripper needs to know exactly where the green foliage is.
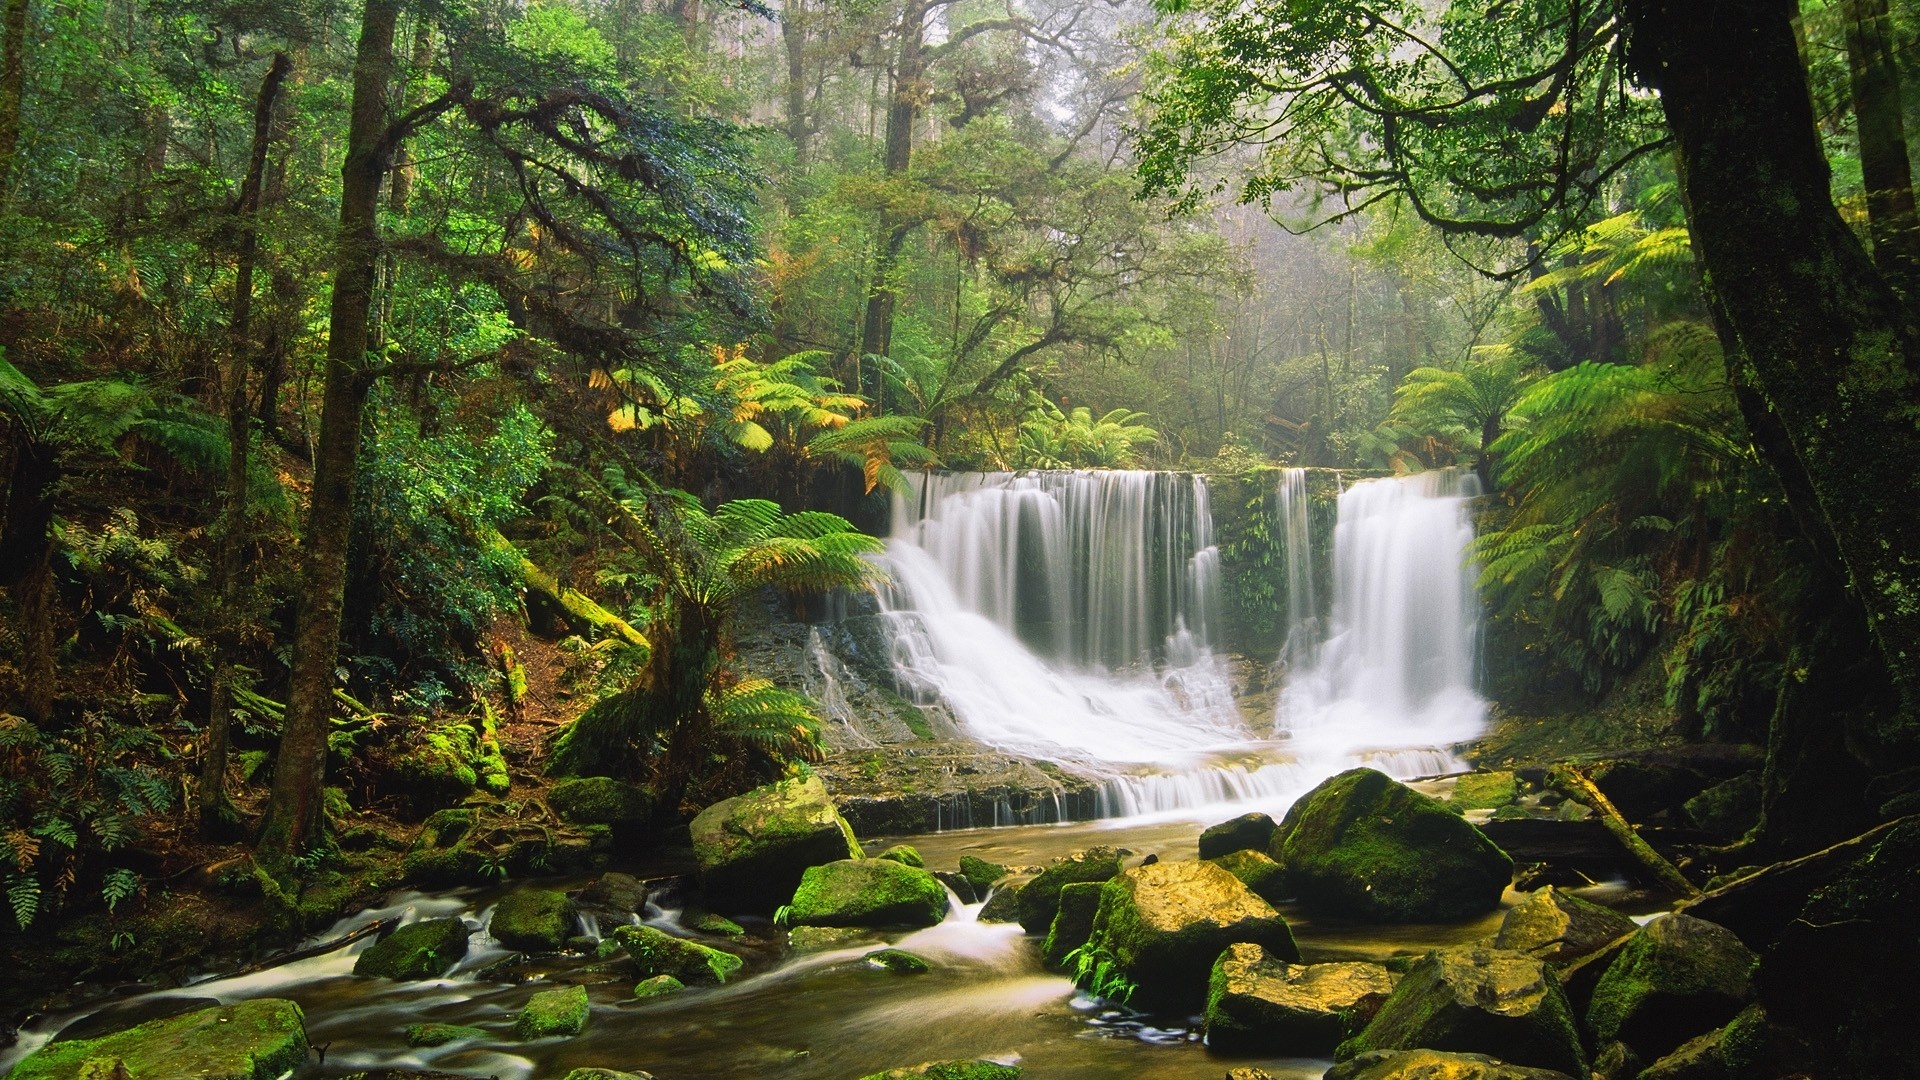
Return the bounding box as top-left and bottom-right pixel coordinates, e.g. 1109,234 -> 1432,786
1014,397 -> 1159,469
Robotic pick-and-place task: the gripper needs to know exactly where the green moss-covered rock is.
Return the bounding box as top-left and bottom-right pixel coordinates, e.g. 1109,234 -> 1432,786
353,917 -> 472,979
1041,880 -> 1104,968
977,873 -> 1032,923
690,774 -> 862,911
1585,914 -> 1755,1062
788,858 -> 949,928
560,1071 -> 655,1080
1209,848 -> 1289,907
633,974 -> 686,999
1325,1050 -> 1576,1080
515,984 -> 589,1039
1339,947 -> 1586,1077
867,947 -> 932,974
579,871 -> 649,915
876,844 -> 925,867
958,855 -> 1009,895
856,1062 -> 1021,1080
405,1022 -> 487,1047
613,923 -> 744,983
1273,768 -> 1513,922
1200,811 -> 1278,859
10,999 -> 309,1080
549,776 -> 652,828
1016,847 -> 1122,933
1682,773 -> 1761,840
1492,887 -> 1636,967
489,888 -> 579,951
787,925 -> 870,952
1205,942 -> 1397,1053
1074,859 -> 1299,1011
1451,771 -> 1520,811
684,909 -> 746,936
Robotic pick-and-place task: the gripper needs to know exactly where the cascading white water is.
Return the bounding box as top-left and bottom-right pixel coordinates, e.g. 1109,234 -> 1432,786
1275,467 -> 1321,669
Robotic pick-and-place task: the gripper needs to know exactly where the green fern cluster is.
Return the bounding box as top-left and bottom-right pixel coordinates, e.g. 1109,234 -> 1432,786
1015,395 -> 1159,469
1063,943 -> 1138,1005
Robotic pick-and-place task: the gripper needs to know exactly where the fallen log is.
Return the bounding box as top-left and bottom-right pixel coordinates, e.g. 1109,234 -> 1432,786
1550,764 -> 1700,899
474,523 -> 651,656
1678,815 -> 1914,947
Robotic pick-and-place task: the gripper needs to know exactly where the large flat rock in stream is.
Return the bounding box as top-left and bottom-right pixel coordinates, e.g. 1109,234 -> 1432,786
12,998 -> 309,1080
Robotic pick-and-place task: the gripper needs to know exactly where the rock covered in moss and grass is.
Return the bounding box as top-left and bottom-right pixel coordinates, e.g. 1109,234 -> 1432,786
353,917 -> 472,979
787,925 -> 870,952
1072,859 -> 1299,1011
876,844 -> 925,867
866,947 -> 931,974
1204,943 -> 1397,1053
1682,773 -> 1761,838
684,909 -> 746,936
633,974 -> 686,999
689,774 -> 862,911
1585,914 -> 1755,1062
1199,812 -> 1278,859
786,858 -> 950,927
10,999 -> 309,1080
1041,880 -> 1104,968
578,872 -> 649,915
405,1022 -> 487,1047
957,855 -> 1009,895
549,776 -> 652,828
1208,848 -> 1289,907
1338,948 -> 1586,1077
613,924 -> 744,984
976,873 -> 1032,923
489,888 -> 579,952
1015,847 -> 1122,933
1451,771 -> 1520,811
1272,768 -> 1513,922
1325,1049 -> 1576,1080
514,984 -> 590,1039
856,1062 -> 1021,1080
560,1070 -> 656,1080
1492,886 -> 1636,966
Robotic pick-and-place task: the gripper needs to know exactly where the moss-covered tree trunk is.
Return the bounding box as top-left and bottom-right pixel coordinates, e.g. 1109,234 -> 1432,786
258,0 -> 399,860
1626,0 -> 1920,778
1845,0 -> 1920,297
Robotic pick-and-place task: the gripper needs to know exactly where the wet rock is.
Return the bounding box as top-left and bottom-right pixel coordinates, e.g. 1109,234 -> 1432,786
1209,849 -> 1289,907
612,924 -> 744,984
866,948 -> 931,974
1227,1070 -> 1278,1080
633,974 -> 686,999
353,917 -> 472,980
1682,773 -> 1760,840
577,872 -> 648,916
958,855 -> 1009,895
548,776 -> 652,829
1588,1040 -> 1643,1080
514,984 -> 589,1039
683,909 -> 745,937
689,774 -> 862,911
1324,1049 -> 1576,1080
933,870 -> 978,903
876,844 -> 925,867
1451,772 -> 1520,811
787,925 -> 870,952
1585,914 -> 1755,1062
489,888 -> 579,952
1016,847 -> 1123,933
1337,947 -> 1586,1077
1204,942 -> 1396,1053
1040,880 -> 1104,968
1492,887 -> 1636,966
405,1022 -> 486,1047
1272,768 -> 1513,923
976,874 -> 1031,923
1074,859 -> 1299,1011
561,1070 -> 655,1080
11,999 -> 308,1080
1199,812 -> 1278,859
787,858 -> 950,928
856,1062 -> 1021,1080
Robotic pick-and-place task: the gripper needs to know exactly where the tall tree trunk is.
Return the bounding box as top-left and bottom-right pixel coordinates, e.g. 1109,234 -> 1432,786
1845,0 -> 1920,297
388,18 -> 433,215
857,1 -> 927,374
1626,0 -> 1920,783
782,0 -> 809,166
0,0 -> 26,189
258,0 -> 399,861
2,444 -> 58,723
203,53 -> 289,836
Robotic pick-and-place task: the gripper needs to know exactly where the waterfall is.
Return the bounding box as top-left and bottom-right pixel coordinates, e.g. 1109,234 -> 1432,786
1276,468 -> 1320,669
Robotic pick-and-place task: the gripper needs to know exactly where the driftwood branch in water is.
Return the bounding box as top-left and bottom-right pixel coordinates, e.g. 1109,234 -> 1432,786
1550,764 -> 1700,898
1678,814 -> 1913,946
216,916 -> 399,981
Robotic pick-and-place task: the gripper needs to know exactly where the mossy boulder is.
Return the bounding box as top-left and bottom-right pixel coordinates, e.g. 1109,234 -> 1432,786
1040,880 -> 1105,968
561,1071 -> 655,1080
514,984 -> 590,1039
867,948 -> 932,974
612,924 -> 744,984
1074,859 -> 1299,1011
787,858 -> 950,927
856,1062 -> 1021,1080
876,844 -> 925,867
1205,942 -> 1397,1053
684,909 -> 746,936
489,888 -> 579,952
549,776 -> 652,829
1451,771 -> 1520,811
1325,1050 -> 1576,1080
1016,847 -> 1122,933
1200,811 -> 1278,859
405,1022 -> 487,1047
1585,914 -> 1755,1062
578,871 -> 649,915
1492,886 -> 1636,967
1208,848 -> 1289,907
1682,773 -> 1761,840
1272,768 -> 1513,923
10,999 -> 308,1080
788,925 -> 870,952
353,917 -> 472,979
977,873 -> 1032,923
633,974 -> 686,999
1338,947 -> 1586,1077
689,774 -> 862,910
958,855 -> 1009,895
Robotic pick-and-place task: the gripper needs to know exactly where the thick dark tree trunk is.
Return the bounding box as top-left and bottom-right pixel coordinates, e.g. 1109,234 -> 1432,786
0,0 -> 25,188
857,2 -> 927,372
2,440 -> 57,722
1626,0 -> 1920,777
258,0 -> 399,860
1845,0 -> 1920,297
